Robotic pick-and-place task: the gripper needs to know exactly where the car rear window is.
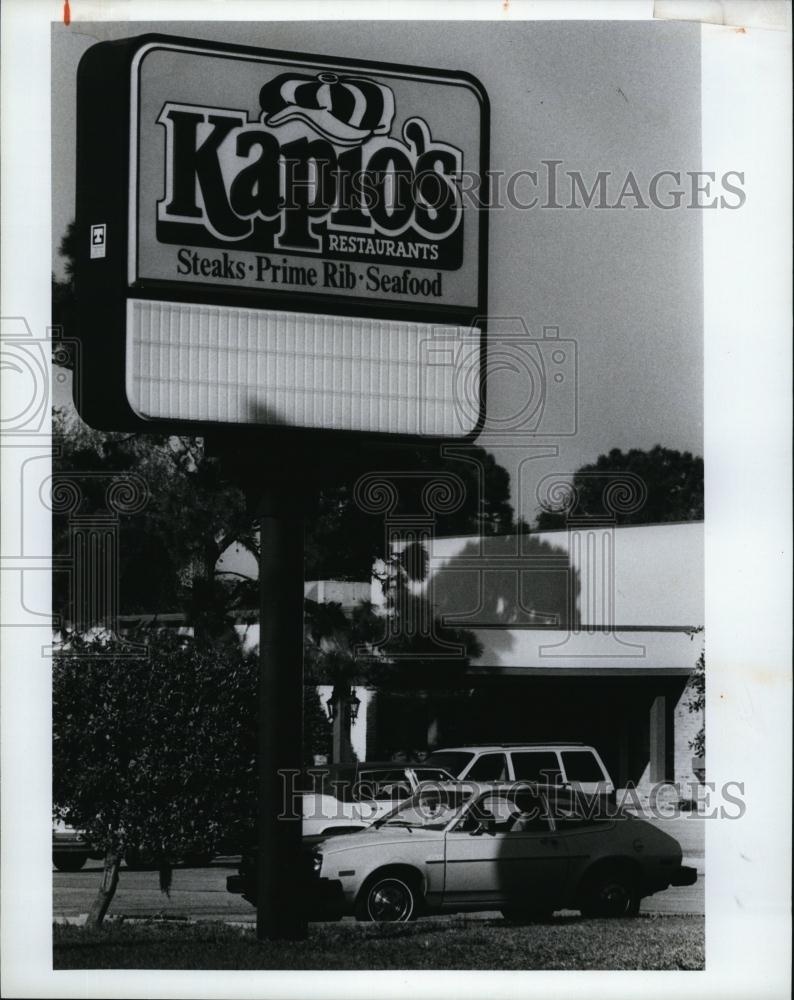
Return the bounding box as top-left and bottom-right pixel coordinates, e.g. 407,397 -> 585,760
560,751 -> 606,783
511,751 -> 563,784
423,751 -> 475,777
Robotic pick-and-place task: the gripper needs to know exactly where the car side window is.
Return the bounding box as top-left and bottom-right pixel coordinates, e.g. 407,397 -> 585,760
560,751 -> 606,783
510,751 -> 563,785
509,792 -> 552,833
466,753 -> 508,781
468,793 -> 519,833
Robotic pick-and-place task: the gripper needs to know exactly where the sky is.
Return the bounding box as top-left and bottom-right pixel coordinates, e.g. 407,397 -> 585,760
51,19 -> 703,525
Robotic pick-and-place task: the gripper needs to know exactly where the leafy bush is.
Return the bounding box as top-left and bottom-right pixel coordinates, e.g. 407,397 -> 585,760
53,631 -> 258,867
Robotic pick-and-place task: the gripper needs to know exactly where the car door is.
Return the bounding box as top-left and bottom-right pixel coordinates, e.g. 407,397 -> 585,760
551,812 -> 619,889
442,791 -> 569,908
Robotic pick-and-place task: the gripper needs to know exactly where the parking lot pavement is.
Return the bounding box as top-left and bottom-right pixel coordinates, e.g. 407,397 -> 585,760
54,852 -> 704,923
53,857 -> 250,923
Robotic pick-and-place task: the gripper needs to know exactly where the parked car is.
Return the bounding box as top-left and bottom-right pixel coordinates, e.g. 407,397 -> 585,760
122,845 -> 216,869
299,762 -> 456,836
52,821 -> 102,872
424,743 -> 615,797
228,781 -> 696,921
52,821 -> 216,870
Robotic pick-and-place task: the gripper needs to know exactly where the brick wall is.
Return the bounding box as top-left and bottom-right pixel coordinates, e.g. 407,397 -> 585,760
674,681 -> 704,792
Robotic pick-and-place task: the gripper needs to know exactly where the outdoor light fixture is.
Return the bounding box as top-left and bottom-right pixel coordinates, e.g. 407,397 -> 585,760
348,693 -> 362,723
325,691 -> 361,724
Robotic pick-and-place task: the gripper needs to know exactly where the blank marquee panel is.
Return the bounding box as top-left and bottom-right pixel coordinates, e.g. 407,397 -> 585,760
126,299 -> 480,436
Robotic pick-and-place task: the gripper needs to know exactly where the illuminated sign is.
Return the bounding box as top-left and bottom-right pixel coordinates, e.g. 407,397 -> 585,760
75,35 -> 488,439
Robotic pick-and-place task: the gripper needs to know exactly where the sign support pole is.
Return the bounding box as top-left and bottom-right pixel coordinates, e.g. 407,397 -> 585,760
257,483 -> 307,941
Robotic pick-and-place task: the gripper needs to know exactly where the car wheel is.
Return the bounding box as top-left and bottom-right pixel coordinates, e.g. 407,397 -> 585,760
580,867 -> 640,918
355,871 -> 421,922
53,852 -> 88,872
501,906 -> 553,924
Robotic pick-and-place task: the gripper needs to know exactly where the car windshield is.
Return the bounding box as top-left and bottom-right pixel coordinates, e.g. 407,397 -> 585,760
376,789 -> 470,830
411,768 -> 455,782
422,751 -> 475,778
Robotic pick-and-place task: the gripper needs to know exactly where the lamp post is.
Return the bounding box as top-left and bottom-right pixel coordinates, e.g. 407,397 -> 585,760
327,687 -> 361,763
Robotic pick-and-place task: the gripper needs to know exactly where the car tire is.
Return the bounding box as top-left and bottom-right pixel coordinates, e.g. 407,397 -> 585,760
355,871 -> 421,922
501,906 -> 553,925
53,852 -> 88,872
580,866 -> 640,918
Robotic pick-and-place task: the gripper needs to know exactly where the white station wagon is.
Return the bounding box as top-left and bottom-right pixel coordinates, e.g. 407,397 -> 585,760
424,743 -> 615,797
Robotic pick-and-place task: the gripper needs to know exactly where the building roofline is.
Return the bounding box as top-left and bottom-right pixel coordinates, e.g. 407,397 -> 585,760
427,519 -> 704,542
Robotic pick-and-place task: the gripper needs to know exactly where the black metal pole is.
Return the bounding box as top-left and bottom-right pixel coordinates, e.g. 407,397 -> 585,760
257,484 -> 307,941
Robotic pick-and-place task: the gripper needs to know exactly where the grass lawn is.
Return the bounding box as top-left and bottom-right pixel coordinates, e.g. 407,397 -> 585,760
53,914 -> 704,970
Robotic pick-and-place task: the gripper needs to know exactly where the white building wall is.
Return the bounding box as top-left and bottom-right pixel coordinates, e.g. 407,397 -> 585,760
374,521 -> 704,631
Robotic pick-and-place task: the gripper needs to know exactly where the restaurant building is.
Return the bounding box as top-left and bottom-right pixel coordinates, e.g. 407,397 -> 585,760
329,519 -> 705,798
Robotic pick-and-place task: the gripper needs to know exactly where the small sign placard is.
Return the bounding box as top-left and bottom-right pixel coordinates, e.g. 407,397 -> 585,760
90,224 -> 106,259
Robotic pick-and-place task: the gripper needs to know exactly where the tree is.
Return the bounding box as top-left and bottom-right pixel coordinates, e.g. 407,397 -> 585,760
52,408 -> 258,639
53,631 -> 259,925
535,445 -> 704,529
303,540 -> 483,762
304,447 -> 526,582
685,649 -> 705,758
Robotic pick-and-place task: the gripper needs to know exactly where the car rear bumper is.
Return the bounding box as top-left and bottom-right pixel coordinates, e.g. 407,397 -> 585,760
52,843 -> 89,854
52,839 -> 99,857
670,865 -> 698,886
226,875 -> 245,894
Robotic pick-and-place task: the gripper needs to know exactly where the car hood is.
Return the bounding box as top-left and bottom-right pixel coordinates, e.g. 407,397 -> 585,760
312,826 -> 442,855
